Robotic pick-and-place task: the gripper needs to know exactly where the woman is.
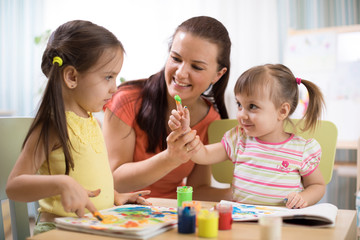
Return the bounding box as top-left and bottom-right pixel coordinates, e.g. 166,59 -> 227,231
103,16 -> 231,201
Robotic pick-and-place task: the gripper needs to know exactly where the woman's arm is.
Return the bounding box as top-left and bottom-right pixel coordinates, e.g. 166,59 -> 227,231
103,109 -> 196,193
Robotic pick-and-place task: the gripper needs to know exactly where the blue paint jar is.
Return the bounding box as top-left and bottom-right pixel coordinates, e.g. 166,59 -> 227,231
177,206 -> 196,234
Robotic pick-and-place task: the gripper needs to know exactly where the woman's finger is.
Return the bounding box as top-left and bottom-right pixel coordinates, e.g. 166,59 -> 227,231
187,135 -> 201,153
166,129 -> 185,143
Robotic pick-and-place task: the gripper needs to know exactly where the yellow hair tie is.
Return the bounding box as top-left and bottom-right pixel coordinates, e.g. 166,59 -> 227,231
52,56 -> 63,67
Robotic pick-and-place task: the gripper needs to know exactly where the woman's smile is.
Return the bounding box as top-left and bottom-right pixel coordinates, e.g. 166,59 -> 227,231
173,78 -> 191,88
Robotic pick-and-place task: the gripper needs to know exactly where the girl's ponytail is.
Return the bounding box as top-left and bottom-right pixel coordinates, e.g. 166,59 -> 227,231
299,79 -> 325,132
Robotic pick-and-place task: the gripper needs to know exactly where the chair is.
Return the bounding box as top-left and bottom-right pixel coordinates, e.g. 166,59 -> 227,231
208,119 -> 338,185
0,117 -> 33,240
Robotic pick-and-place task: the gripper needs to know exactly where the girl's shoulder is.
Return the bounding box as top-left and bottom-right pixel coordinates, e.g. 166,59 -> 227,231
290,134 -> 319,145
24,119 -> 61,154
289,134 -> 321,152
224,124 -> 247,142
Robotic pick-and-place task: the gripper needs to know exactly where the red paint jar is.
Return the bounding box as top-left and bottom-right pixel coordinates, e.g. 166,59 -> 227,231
215,203 -> 233,230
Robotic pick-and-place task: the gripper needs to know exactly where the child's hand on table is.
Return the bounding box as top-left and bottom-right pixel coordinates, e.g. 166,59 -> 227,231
285,192 -> 308,209
114,190 -> 152,206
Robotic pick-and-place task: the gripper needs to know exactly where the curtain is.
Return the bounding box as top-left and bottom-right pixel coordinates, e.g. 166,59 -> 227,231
288,0 -> 360,29
277,0 -> 360,62
0,0 -> 44,116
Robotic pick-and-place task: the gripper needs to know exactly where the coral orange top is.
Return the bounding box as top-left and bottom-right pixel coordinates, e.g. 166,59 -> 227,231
105,87 -> 220,198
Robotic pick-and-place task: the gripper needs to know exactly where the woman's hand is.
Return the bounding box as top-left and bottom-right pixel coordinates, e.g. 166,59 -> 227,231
166,129 -> 201,164
114,190 -> 152,205
167,103 -> 200,163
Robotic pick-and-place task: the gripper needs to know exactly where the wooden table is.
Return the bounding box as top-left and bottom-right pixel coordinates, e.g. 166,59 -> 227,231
27,198 -> 356,240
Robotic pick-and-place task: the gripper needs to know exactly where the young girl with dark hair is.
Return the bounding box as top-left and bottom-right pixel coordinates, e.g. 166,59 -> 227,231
6,20 -> 150,235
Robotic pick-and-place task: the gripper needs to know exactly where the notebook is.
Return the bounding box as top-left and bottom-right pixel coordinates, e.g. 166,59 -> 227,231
220,200 -> 338,227
55,205 -> 178,239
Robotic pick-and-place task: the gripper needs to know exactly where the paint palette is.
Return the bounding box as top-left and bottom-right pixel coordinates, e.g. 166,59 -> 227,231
55,205 -> 178,239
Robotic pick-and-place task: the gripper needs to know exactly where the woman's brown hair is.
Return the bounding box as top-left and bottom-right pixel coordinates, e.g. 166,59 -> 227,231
117,16 -> 231,153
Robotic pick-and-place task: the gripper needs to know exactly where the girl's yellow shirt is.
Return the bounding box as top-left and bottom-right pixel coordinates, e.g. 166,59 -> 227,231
38,111 -> 114,216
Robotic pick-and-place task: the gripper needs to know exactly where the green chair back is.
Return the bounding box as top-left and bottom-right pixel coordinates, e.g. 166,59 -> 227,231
208,119 -> 338,185
0,117 -> 33,240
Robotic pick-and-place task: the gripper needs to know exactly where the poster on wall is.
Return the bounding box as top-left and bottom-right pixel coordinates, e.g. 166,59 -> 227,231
284,27 -> 360,141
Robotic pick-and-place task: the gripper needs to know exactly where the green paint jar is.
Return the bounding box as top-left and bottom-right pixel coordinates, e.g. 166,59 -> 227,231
177,186 -> 193,207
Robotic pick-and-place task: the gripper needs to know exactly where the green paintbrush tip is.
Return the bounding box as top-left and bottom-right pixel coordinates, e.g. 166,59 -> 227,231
174,95 -> 182,104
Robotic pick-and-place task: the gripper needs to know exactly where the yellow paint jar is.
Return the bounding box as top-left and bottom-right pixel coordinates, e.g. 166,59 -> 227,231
197,209 -> 219,238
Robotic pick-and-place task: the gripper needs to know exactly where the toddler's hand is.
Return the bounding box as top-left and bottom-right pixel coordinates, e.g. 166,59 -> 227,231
285,192 -> 308,209
168,106 -> 190,134
114,190 -> 152,206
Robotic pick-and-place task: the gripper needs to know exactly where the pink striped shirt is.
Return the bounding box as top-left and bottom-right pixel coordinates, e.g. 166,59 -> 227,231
221,125 -> 321,205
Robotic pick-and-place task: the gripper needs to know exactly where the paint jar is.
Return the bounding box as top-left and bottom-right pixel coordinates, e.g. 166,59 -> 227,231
177,206 -> 196,234
182,201 -> 202,225
197,209 -> 219,238
259,215 -> 282,240
215,203 -> 233,230
177,186 -> 193,207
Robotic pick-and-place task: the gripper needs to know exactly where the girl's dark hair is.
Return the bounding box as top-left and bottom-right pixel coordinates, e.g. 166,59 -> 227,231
24,20 -> 124,175
118,16 -> 231,152
234,64 -> 325,132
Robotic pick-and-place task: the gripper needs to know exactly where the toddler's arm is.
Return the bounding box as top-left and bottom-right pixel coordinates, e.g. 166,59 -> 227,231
168,99 -> 228,165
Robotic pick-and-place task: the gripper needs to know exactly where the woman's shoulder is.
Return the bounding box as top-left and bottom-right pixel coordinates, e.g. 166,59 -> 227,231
104,83 -> 143,112
113,84 -> 142,102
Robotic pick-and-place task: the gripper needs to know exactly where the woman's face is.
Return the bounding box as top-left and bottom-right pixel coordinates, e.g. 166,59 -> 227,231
165,31 -> 226,105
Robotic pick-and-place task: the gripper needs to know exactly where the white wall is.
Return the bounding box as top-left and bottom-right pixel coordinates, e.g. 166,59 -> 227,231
42,0 -> 280,118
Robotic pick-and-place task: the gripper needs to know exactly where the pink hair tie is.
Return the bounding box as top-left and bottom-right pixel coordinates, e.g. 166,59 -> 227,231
296,77 -> 301,85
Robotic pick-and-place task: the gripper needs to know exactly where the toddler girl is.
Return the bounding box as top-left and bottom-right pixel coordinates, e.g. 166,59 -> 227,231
168,63 -> 326,209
